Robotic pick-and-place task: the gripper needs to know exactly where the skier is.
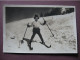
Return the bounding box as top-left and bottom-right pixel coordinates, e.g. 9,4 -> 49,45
27,14 -> 46,50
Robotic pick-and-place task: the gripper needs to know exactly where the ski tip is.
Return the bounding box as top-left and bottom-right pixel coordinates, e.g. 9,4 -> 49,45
48,45 -> 51,48
50,45 -> 51,47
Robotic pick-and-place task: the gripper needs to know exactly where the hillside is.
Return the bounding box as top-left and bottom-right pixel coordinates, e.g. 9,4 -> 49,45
3,12 -> 77,53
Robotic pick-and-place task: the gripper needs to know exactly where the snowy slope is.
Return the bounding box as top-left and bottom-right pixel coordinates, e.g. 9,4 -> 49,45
3,12 -> 77,53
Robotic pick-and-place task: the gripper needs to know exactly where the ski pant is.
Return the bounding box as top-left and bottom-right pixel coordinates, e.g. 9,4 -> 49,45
29,28 -> 44,44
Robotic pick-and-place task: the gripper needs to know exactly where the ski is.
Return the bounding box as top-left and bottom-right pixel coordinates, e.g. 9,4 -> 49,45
22,38 -> 33,50
40,42 -> 51,48
20,38 -> 51,49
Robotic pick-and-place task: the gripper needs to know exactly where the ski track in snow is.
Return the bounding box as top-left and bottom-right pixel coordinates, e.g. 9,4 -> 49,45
4,12 -> 77,53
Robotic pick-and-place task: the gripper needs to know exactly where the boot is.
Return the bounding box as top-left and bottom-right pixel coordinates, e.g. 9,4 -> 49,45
40,41 -> 45,45
28,43 -> 33,50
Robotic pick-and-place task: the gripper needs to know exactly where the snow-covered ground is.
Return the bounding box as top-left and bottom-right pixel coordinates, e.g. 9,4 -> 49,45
3,12 -> 77,53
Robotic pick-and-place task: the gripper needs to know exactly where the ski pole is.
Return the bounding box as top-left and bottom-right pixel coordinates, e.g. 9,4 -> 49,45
42,17 -> 54,37
19,24 -> 28,48
23,25 -> 28,39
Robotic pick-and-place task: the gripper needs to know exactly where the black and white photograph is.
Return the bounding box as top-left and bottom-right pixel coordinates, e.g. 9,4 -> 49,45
3,5 -> 77,54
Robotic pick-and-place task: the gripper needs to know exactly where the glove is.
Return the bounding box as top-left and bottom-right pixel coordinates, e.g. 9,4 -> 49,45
27,23 -> 30,27
44,20 -> 46,24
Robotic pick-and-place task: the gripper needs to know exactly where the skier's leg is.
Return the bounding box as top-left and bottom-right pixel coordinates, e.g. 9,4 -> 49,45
28,32 -> 36,50
37,31 -> 45,44
29,32 -> 36,45
38,31 -> 51,48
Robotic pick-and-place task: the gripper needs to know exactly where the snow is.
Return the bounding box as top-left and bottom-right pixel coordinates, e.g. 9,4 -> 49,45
3,12 -> 77,53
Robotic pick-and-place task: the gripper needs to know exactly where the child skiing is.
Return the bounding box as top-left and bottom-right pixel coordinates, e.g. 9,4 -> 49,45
27,14 -> 47,50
